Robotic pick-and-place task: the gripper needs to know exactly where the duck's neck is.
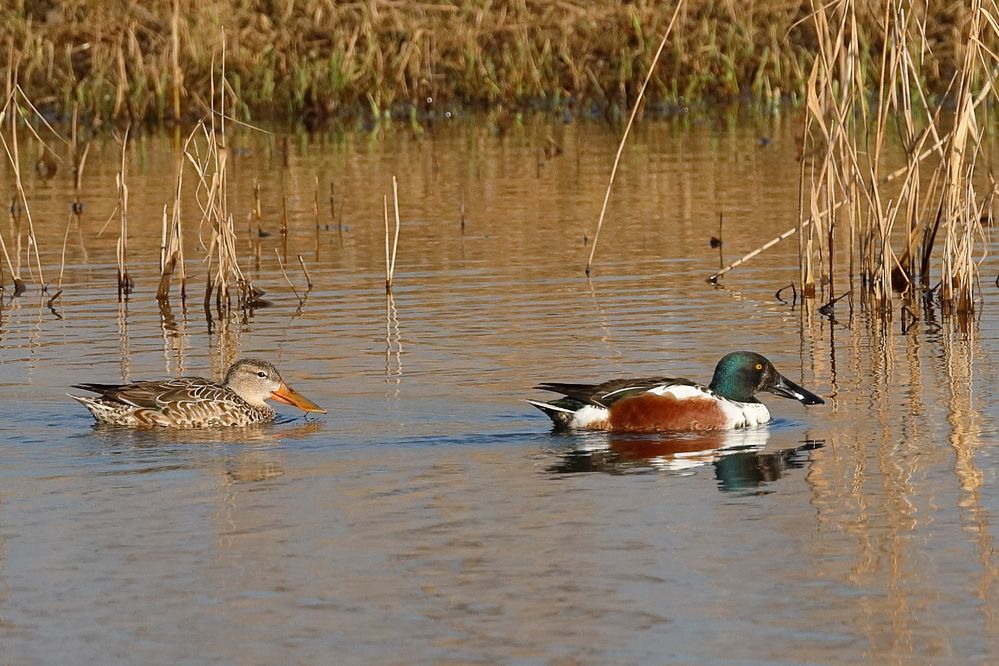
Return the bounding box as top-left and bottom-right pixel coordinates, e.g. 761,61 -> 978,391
709,375 -> 757,403
227,384 -> 272,410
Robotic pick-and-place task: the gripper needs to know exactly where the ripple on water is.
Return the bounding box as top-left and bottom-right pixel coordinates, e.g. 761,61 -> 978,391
0,119 -> 997,663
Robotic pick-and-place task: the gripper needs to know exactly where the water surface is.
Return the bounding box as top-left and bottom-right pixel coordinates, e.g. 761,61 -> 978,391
1,112 -> 997,663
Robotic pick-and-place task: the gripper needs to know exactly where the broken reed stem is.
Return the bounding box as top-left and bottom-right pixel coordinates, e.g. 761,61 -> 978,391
384,175 -> 401,291
0,89 -> 45,290
115,125 -> 133,298
57,210 -> 74,290
159,149 -> 188,301
383,194 -> 390,287
710,130 -> 952,283
585,0 -> 685,276
252,179 -> 263,267
0,206 -> 18,292
275,249 -> 302,303
297,255 -> 313,291
72,136 -> 90,261
186,32 -> 253,312
280,192 -> 288,262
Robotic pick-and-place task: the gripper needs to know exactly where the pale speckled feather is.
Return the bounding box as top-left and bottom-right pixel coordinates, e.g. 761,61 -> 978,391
70,377 -> 276,428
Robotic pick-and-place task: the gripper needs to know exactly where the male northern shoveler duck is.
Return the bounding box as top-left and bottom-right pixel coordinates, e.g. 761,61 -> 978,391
528,351 -> 824,433
70,359 -> 326,428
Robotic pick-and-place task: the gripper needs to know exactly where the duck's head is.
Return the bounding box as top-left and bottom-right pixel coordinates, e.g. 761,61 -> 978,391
708,352 -> 825,405
224,359 -> 327,413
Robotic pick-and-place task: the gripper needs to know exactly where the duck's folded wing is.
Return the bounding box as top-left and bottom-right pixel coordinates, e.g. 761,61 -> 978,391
536,377 -> 699,407
71,377 -> 216,410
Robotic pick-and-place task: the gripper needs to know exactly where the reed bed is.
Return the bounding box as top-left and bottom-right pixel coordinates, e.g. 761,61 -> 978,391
704,0 -> 997,324
0,1 -> 982,125
796,0 -> 997,320
156,153 -> 187,302
182,44 -> 257,315
0,83 -> 60,296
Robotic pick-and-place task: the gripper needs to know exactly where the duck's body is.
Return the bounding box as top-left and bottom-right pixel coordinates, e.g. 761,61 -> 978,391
529,352 -> 824,433
70,359 -> 326,428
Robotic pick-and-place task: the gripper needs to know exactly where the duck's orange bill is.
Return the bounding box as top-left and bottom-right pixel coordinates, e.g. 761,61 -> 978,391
271,383 -> 327,414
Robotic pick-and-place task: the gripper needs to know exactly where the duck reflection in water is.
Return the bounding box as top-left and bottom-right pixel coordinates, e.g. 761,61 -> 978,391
547,428 -> 823,492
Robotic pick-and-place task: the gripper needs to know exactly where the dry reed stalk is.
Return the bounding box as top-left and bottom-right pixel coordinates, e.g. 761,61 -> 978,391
719,0 -> 993,322
2,1 -> 979,124
384,176 -> 401,292
171,0 -> 183,122
585,0 -> 685,276
251,179 -> 263,268
185,34 -> 254,312
275,249 -> 302,304
280,193 -> 288,262
56,209 -> 74,291
160,150 -> 188,301
799,0 -> 869,301
0,206 -> 20,295
937,0 -> 990,315
0,80 -> 69,297
709,131 -> 950,284
383,195 -> 390,287
71,121 -> 91,264
0,88 -> 46,293
115,126 -> 133,298
297,255 -> 313,292
313,178 -> 320,261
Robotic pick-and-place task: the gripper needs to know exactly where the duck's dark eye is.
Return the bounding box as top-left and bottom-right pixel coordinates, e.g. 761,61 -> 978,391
755,363 -> 763,370
257,371 -> 267,378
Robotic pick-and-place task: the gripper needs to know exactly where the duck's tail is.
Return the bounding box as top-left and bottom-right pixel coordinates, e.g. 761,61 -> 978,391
526,398 -> 579,430
67,393 -> 105,419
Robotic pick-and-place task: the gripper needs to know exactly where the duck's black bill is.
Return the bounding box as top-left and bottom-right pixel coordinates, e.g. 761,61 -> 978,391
769,374 -> 825,405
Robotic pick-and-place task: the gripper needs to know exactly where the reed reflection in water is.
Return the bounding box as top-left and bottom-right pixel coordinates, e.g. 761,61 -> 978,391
0,116 -> 996,663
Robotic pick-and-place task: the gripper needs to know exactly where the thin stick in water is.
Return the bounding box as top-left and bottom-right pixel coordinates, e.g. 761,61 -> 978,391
585,0 -> 685,276
297,255 -> 313,291
275,249 -> 302,303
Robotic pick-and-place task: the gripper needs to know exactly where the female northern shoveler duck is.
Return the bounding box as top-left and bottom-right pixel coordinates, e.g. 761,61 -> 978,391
70,359 -> 326,428
528,351 -> 824,433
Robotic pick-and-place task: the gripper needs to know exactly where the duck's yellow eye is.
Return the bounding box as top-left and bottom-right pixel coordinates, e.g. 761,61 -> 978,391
755,363 -> 763,370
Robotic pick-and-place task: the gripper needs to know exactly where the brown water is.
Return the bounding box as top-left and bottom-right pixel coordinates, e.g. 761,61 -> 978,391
1,112 -> 998,664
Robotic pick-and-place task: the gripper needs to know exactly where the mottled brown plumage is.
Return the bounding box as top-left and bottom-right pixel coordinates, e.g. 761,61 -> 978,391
70,359 -> 326,428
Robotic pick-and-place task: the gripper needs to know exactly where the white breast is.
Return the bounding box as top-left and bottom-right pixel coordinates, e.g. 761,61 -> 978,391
716,398 -> 771,428
651,383 -> 772,429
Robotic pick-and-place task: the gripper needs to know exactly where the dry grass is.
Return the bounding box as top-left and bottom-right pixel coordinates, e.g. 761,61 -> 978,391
0,83 -> 58,296
798,0 -> 996,319
0,1 -> 982,124
182,40 -> 255,313
712,0 -> 997,323
113,125 -> 132,298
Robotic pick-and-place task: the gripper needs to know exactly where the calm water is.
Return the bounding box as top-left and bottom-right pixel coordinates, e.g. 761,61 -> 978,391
1,111 -> 998,664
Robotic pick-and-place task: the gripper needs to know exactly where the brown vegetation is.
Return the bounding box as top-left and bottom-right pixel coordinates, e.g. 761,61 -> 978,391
703,0 -> 998,323
0,0 -> 987,124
